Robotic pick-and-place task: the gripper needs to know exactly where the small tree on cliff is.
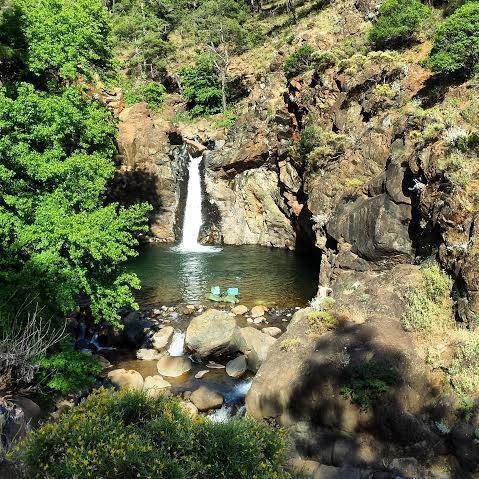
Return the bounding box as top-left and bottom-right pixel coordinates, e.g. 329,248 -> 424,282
187,0 -> 257,111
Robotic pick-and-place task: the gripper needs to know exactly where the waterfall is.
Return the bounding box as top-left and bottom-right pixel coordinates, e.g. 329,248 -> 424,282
168,331 -> 185,357
177,154 -> 220,253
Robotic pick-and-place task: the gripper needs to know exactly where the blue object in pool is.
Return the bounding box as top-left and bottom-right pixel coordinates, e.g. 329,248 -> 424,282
226,287 -> 239,296
211,286 -> 221,296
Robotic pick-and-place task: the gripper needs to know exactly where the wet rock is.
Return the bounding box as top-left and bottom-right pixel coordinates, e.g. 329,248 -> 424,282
157,356 -> 192,377
190,386 -> 224,411
232,305 -> 249,315
226,355 -> 247,378
185,309 -> 241,357
108,369 -> 144,390
251,305 -> 268,318
195,370 -> 209,379
122,312 -> 154,348
262,327 -> 282,337
143,375 -> 171,398
152,326 -> 174,351
238,327 -> 276,372
136,348 -> 163,361
207,361 -> 225,369
253,316 -> 266,324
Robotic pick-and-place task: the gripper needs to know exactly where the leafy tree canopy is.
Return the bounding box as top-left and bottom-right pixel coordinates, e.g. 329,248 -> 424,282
369,0 -> 430,50
426,1 -> 479,77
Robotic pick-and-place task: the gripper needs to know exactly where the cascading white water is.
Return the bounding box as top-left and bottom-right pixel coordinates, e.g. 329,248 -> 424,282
168,331 -> 185,357
177,155 -> 220,253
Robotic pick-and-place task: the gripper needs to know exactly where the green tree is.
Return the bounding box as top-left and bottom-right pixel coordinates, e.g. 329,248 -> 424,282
179,54 -> 223,116
16,0 -> 113,81
426,2 -> 479,77
0,84 -> 149,326
369,0 -> 430,50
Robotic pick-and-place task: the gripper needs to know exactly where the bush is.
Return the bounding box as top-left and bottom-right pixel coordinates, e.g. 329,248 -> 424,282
123,81 -> 166,110
38,347 -> 103,394
426,2 -> 479,78
402,263 -> 453,332
14,388 -> 293,479
283,43 -> 315,79
179,54 -> 222,117
369,0 -> 430,50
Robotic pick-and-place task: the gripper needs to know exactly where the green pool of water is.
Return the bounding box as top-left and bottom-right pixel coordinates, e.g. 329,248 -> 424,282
127,245 -> 319,308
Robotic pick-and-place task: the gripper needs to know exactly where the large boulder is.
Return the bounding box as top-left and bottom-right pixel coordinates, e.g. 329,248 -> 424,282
157,356 -> 192,377
186,309 -> 241,357
122,311 -> 154,348
238,327 -> 276,372
152,326 -> 174,351
108,369 -> 144,390
190,386 -> 224,411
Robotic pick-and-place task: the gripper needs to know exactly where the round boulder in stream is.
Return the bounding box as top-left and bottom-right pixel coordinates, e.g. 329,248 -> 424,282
157,356 -> 192,377
226,355 -> 247,378
152,326 -> 174,351
190,386 -> 224,411
186,309 -> 241,357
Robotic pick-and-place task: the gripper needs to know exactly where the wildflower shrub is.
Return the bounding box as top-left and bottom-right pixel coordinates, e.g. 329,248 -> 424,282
369,0 -> 430,50
426,2 -> 479,78
14,388 -> 293,479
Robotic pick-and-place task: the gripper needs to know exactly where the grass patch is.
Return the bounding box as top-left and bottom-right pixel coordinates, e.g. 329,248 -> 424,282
340,362 -> 398,411
402,263 -> 453,332
280,337 -> 302,352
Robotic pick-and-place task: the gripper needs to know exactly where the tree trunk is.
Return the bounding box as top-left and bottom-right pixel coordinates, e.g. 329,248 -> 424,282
220,70 -> 227,112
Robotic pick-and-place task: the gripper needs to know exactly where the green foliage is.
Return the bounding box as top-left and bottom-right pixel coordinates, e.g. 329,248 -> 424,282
298,123 -> 347,168
340,362 -> 398,411
449,336 -> 479,398
179,54 -> 223,116
426,2 -> 479,78
369,0 -> 430,50
0,83 -> 149,326
14,388 -> 293,479
402,263 -> 453,332
39,347 -> 102,394
283,43 -> 315,79
16,0 -> 113,81
123,81 -> 166,110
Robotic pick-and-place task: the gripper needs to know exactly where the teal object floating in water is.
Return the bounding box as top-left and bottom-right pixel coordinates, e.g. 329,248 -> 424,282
226,287 -> 239,297
211,286 -> 221,296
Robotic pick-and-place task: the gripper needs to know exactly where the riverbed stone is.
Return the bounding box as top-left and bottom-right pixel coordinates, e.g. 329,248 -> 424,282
190,386 -> 224,411
136,348 -> 163,361
157,356 -> 192,377
232,305 -> 249,315
251,305 -> 267,318
239,327 -> 276,372
108,369 -> 144,390
253,316 -> 266,324
152,326 -> 174,351
226,355 -> 247,378
262,327 -> 282,337
195,370 -> 209,379
143,375 -> 171,398
186,309 -> 241,357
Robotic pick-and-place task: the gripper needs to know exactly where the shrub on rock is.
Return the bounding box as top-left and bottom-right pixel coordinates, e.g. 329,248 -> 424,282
369,0 -> 430,50
13,388 -> 293,479
426,2 -> 479,78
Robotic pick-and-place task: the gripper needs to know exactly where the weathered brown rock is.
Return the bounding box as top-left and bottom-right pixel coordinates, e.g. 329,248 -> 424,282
226,355 -> 247,378
239,327 -> 276,372
152,326 -> 174,351
108,369 -> 144,390
185,309 -> 241,357
190,386 -> 224,411
157,356 -> 192,377
143,375 -> 171,398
